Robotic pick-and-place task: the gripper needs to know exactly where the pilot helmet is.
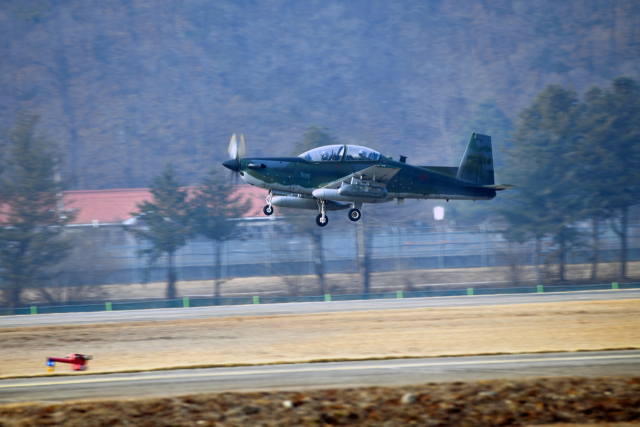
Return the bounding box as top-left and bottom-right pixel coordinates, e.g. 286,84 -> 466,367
358,150 -> 366,158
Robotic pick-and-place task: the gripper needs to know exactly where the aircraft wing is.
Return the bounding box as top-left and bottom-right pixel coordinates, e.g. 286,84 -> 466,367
320,165 -> 402,189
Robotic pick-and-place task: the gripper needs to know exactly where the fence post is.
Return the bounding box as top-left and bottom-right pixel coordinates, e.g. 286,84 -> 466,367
253,295 -> 260,305
480,225 -> 488,268
183,297 -> 190,308
612,282 -> 619,290
397,290 -> 403,299
467,287 -> 474,296
537,284 -> 544,293
106,302 -> 112,312
325,294 -> 331,302
30,306 -> 37,315
437,227 -> 445,269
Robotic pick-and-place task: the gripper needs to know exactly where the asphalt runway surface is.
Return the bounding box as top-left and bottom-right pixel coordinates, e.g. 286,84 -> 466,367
1,288 -> 638,328
1,350 -> 638,403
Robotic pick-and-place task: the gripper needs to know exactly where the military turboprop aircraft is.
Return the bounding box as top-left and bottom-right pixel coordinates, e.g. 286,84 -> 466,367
222,133 -> 513,227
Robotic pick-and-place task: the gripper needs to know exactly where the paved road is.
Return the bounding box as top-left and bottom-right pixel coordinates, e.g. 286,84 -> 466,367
1,350 -> 638,403
1,289 -> 638,328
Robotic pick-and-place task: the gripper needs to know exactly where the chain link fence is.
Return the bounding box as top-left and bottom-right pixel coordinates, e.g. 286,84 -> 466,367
62,221 -> 640,285
2,281 -> 638,317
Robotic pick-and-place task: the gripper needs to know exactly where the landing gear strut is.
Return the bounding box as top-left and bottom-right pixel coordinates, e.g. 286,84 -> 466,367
316,200 -> 328,227
263,191 -> 273,216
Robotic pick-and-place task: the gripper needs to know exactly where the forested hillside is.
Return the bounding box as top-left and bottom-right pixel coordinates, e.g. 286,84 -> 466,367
1,0 -> 639,189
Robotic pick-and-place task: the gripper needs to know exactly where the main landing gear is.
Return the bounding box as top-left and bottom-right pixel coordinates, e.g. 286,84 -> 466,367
263,191 -> 274,216
316,200 -> 328,227
315,201 -> 362,226
348,208 -> 361,222
315,213 -> 328,227
348,203 -> 362,222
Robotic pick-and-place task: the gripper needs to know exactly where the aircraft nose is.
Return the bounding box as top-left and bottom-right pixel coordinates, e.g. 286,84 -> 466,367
222,159 -> 240,172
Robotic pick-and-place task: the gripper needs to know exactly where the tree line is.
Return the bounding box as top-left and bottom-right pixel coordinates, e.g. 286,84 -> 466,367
0,114 -> 249,307
499,77 -> 640,282
3,0 -> 639,190
1,76 -> 639,307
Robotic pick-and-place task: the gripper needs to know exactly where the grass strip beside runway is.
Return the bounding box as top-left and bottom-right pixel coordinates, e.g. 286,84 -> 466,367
1,299 -> 639,378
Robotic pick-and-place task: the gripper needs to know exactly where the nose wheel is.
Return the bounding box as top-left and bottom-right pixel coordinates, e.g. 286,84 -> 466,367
348,208 -> 361,222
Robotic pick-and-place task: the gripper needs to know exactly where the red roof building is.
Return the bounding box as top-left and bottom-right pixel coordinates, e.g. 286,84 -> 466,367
63,185 -> 267,225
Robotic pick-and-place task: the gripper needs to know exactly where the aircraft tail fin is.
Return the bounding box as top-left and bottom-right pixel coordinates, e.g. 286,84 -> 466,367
456,133 -> 495,186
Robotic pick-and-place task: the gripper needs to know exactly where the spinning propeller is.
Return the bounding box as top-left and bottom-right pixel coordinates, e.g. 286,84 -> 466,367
223,133 -> 245,183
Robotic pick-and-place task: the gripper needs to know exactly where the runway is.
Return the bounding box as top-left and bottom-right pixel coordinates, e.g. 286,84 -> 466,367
1,350 -> 638,403
1,288 -> 638,328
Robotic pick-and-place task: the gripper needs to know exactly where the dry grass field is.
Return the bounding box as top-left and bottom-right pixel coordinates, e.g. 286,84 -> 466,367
19,260 -> 639,304
1,299 -> 639,378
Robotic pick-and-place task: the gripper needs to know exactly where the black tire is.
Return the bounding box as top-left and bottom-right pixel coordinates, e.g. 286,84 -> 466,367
263,205 -> 274,216
348,208 -> 361,222
315,213 -> 329,227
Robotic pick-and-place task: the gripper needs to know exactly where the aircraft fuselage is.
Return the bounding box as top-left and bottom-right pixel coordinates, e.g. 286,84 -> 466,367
237,155 -> 496,202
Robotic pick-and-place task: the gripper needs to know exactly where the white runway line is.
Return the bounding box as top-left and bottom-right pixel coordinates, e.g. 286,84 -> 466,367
2,353 -> 638,389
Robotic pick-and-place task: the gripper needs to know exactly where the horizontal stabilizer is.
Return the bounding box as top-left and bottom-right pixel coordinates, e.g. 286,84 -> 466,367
320,165 -> 401,189
483,184 -> 515,191
460,184 -> 515,191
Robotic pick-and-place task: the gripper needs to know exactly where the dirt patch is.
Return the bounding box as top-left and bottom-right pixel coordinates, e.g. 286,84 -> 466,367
1,377 -> 639,426
1,299 -> 639,378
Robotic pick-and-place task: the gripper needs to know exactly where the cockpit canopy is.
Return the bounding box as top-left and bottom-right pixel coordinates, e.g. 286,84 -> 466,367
299,145 -> 380,162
